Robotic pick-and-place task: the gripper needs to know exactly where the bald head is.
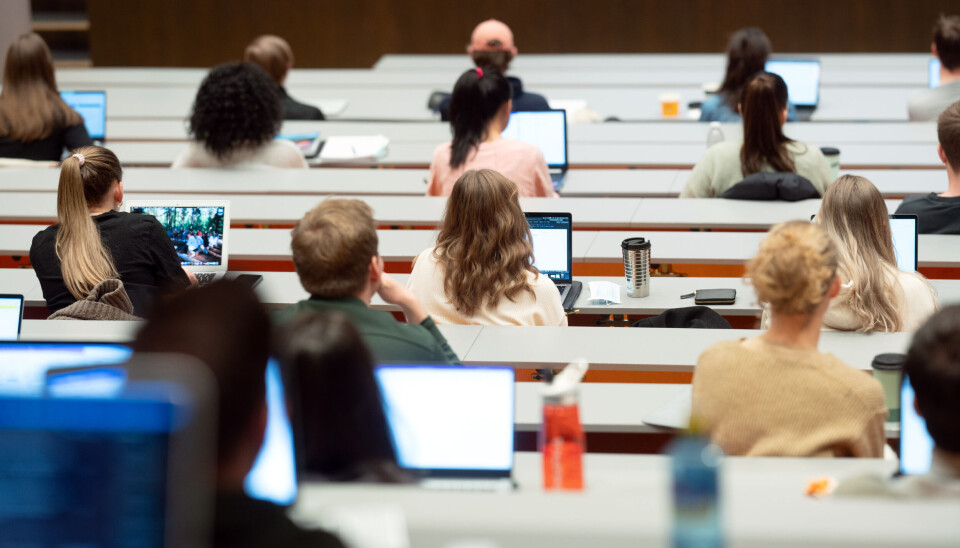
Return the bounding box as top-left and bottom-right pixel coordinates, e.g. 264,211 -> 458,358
468,19 -> 518,55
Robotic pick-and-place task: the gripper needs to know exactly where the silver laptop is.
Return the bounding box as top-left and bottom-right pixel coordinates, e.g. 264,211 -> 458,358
765,59 -> 821,121
525,212 -> 582,311
0,294 -> 24,341
126,201 -> 230,286
60,90 -> 106,145
375,365 -> 516,492
500,109 -> 569,189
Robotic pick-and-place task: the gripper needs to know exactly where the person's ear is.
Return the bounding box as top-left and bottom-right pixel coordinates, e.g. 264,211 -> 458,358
114,180 -> 124,208
780,108 -> 789,125
737,103 -> 742,115
501,99 -> 513,120
827,275 -> 842,299
932,43 -> 939,59
369,255 -> 383,285
938,144 -> 949,166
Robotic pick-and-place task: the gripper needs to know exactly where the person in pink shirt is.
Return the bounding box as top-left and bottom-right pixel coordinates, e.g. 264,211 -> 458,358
427,67 -> 557,198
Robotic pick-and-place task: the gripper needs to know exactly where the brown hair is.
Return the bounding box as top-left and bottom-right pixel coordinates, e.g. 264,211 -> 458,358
740,72 -> 795,176
433,170 -> 537,316
0,33 -> 82,142
747,220 -> 838,315
471,49 -> 513,73
291,199 -> 379,298
938,100 -> 960,171
56,146 -> 122,300
718,27 -> 771,110
933,14 -> 960,71
244,35 -> 293,85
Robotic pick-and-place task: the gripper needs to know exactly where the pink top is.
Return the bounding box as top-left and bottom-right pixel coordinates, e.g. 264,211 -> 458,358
427,139 -> 558,198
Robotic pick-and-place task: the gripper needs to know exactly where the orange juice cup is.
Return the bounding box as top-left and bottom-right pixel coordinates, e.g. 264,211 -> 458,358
659,93 -> 681,117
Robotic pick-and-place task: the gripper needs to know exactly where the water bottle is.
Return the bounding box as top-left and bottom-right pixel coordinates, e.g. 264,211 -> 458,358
541,360 -> 589,490
666,420 -> 724,548
706,122 -> 725,148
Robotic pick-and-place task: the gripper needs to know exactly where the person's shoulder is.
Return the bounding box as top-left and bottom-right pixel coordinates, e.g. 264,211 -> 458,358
30,223 -> 59,249
896,270 -> 937,302
264,139 -> 308,167
697,339 -> 746,363
897,193 -> 936,209
432,141 -> 453,158
704,140 -> 741,160
818,352 -> 885,402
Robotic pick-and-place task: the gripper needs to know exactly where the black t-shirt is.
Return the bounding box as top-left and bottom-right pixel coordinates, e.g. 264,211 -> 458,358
280,87 -> 325,120
0,122 -> 93,161
30,211 -> 191,316
894,193 -> 960,235
214,492 -> 344,548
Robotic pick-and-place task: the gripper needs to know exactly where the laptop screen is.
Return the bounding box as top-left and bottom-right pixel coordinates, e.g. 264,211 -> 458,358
929,58 -> 941,89
0,342 -> 133,397
500,110 -> 568,168
60,91 -> 106,140
525,213 -> 573,283
129,205 -> 226,267
376,365 -> 515,474
0,295 -> 23,340
764,60 -> 821,107
890,215 -> 918,273
243,360 -> 297,505
900,376 -> 935,475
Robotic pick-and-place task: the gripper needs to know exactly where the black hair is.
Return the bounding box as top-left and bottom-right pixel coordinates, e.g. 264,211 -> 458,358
448,66 -> 512,169
718,27 -> 772,110
904,304 -> 960,453
933,14 -> 960,71
188,62 -> 282,160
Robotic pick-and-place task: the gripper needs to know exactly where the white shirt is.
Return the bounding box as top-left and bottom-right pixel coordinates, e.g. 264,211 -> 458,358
172,139 -> 308,169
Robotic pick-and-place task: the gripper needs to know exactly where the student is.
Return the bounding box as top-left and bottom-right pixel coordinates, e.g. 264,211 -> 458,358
691,220 -> 887,457
436,19 -> 550,121
816,175 -> 938,332
173,62 -> 308,168
836,305 -> 960,498
131,281 -> 344,548
908,15 -> 960,121
0,33 -> 92,161
410,169 -> 566,326
276,311 -> 409,483
30,146 -> 195,316
244,35 -> 325,121
273,199 -> 461,365
427,67 -> 556,198
682,72 -> 832,198
699,27 -> 797,123
895,100 -> 960,233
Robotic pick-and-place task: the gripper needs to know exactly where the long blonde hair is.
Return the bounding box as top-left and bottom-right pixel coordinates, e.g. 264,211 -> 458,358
816,175 -> 904,332
434,169 -> 537,316
56,146 -> 121,300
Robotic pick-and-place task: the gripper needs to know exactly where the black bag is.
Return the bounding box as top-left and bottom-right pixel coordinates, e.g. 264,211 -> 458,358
720,172 -> 820,201
630,306 -> 731,329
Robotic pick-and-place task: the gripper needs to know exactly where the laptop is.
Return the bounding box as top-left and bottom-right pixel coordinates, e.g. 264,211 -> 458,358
929,58 -> 941,89
0,294 -> 24,340
375,365 -> 516,492
60,90 -> 107,144
900,375 -> 934,475
500,109 -> 569,189
525,212 -> 583,311
890,214 -> 919,272
765,59 -> 821,121
126,200 -> 230,286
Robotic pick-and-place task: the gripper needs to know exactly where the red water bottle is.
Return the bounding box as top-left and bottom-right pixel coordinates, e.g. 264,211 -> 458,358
541,359 -> 589,490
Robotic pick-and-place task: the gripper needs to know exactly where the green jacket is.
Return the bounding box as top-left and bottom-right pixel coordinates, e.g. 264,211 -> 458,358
273,297 -> 461,365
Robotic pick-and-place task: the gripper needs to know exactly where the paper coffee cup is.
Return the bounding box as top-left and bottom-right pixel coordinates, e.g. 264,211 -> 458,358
872,353 -> 904,423
820,147 -> 841,182
659,93 -> 681,117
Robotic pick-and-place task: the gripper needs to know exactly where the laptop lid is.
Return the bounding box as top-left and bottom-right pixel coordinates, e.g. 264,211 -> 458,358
500,109 -> 568,170
929,58 -> 941,89
375,365 -> 515,479
525,212 -> 573,284
900,375 -> 934,475
890,214 -> 918,273
126,201 -> 230,274
60,90 -> 106,140
764,59 -> 821,108
0,294 -> 24,340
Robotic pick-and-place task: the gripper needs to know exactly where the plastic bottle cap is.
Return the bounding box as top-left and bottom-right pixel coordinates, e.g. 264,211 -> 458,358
709,122 -> 721,128
621,237 -> 651,251
820,146 -> 841,156
871,353 -> 905,371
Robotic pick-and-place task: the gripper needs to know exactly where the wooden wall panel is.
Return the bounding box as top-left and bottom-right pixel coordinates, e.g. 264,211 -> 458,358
87,0 -> 958,68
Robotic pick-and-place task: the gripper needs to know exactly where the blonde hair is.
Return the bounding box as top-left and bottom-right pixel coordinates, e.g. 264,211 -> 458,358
433,170 -> 538,316
55,146 -> 121,300
747,220 -> 838,315
244,35 -> 293,85
816,175 -> 906,332
291,199 -> 379,298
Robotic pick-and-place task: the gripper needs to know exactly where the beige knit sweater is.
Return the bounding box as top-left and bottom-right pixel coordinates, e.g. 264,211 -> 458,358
691,338 -> 887,458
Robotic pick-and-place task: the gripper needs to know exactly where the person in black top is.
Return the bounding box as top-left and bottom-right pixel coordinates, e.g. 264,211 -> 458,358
132,281 -> 344,548
895,100 -> 960,234
0,33 -> 92,161
244,35 -> 325,121
29,146 -> 194,316
436,19 -> 550,121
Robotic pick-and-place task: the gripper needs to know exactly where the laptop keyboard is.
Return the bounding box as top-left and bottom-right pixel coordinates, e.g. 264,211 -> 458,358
420,478 -> 515,493
195,273 -> 217,286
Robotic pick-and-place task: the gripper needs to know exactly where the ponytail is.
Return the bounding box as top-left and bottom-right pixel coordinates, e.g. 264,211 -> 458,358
740,72 -> 795,176
55,146 -> 121,299
448,66 -> 512,169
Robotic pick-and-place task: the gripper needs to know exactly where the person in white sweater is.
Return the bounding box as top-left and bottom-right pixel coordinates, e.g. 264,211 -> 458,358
408,169 -> 566,326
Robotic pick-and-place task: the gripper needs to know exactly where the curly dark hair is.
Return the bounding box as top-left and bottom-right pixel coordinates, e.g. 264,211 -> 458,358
188,62 -> 282,160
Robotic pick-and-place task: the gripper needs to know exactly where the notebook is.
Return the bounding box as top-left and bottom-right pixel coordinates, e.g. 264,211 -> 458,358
60,90 -> 107,144
525,212 -> 583,311
500,109 -> 569,189
890,214 -> 919,272
0,294 -> 23,340
764,59 -> 821,120
929,58 -> 941,89
126,201 -> 230,286
900,375 -> 934,475
375,365 -> 516,491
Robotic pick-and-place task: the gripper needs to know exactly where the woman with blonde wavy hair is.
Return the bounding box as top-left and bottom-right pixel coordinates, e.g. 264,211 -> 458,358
692,220 -> 887,457
816,175 -> 938,332
408,169 -> 566,325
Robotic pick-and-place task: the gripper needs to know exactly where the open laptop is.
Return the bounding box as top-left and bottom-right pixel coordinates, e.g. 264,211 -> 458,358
900,375 -> 934,475
126,201 -> 230,286
500,109 -> 569,189
930,58 -> 941,89
525,212 -> 583,311
890,214 -> 919,272
375,365 -> 516,492
60,90 -> 106,145
765,59 -> 821,121
0,294 -> 23,341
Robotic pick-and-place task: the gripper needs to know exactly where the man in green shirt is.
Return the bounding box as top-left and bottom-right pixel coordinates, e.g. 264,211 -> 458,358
274,199 -> 461,365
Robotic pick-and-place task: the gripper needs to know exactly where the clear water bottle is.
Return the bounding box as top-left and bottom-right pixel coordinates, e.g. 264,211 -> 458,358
667,420 -> 724,548
706,122 -> 725,148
